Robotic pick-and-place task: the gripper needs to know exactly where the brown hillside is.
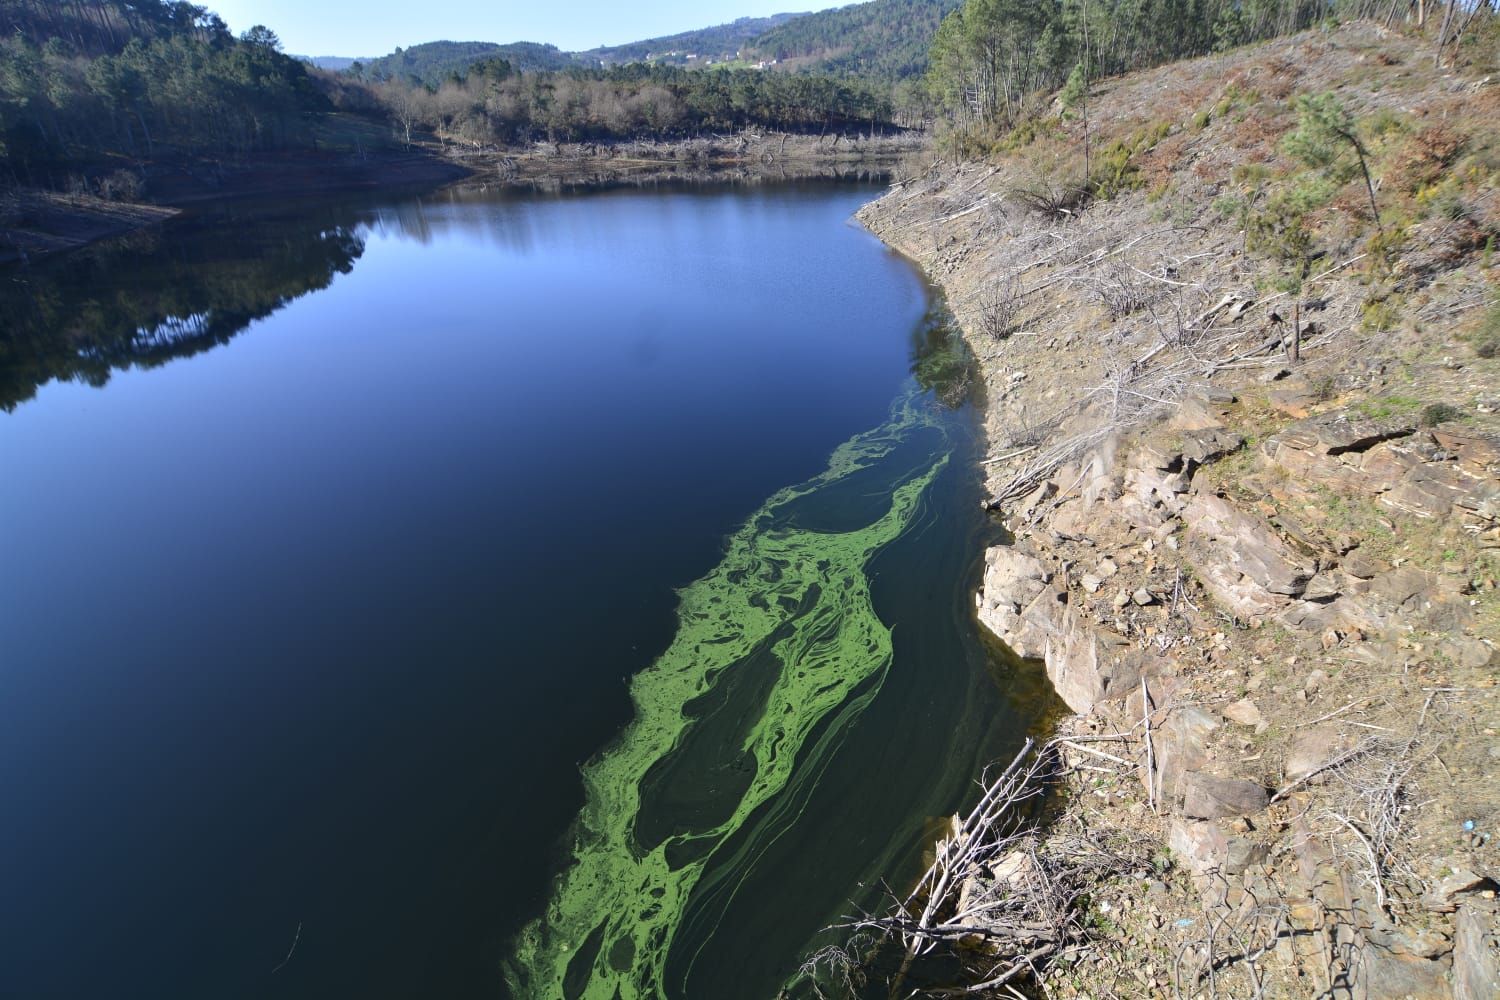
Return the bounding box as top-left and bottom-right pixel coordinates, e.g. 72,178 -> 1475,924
858,18 -> 1499,999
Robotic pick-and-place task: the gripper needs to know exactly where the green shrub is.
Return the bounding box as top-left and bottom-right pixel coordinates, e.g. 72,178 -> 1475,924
1246,191 -> 1313,261
1421,403 -> 1464,427
1364,107 -> 1410,141
999,114 -> 1063,151
1060,63 -> 1087,111
1361,297 -> 1401,333
1472,303 -> 1500,358
1088,121 -> 1171,199
1212,193 -> 1246,220
1364,225 -> 1409,279
1283,173 -> 1338,213
1232,162 -> 1273,187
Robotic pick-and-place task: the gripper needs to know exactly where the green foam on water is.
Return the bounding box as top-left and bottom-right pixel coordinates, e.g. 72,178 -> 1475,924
503,388 -> 950,1000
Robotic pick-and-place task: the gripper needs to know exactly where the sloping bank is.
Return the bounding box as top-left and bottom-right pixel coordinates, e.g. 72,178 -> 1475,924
857,21 -> 1500,1000
1,150 -> 470,266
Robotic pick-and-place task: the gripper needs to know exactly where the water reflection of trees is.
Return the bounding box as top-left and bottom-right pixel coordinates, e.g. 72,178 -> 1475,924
909,297 -> 979,410
0,213 -> 366,411
362,174 -> 894,257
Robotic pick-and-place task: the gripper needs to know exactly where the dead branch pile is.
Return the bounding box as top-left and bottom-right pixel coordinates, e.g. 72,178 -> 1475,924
838,737 -> 1154,997
1073,260 -> 1169,319
1321,733 -> 1430,908
988,284 -> 1284,513
1260,689 -> 1447,915
938,199 -> 1361,515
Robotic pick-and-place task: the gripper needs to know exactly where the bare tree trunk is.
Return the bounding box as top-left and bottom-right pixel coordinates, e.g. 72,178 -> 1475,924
1289,296 -> 1301,364
1352,135 -> 1382,232
1081,0 -> 1092,190
1434,0 -> 1459,67
1327,122 -> 1384,233
1450,0 -> 1495,52
133,106 -> 152,156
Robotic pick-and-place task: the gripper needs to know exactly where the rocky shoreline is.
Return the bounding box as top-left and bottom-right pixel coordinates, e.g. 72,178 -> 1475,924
436,130 -> 924,193
0,190 -> 178,266
2,133 -> 918,267
858,22 -> 1498,998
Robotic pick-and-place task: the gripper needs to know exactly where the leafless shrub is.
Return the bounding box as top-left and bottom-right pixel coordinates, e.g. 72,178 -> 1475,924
1006,138 -> 1093,220
1011,177 -> 1091,219
797,936 -> 873,1000
1270,699 -> 1445,914
978,273 -> 1026,341
97,169 -> 142,202
1005,404 -> 1066,451
833,738 -> 1154,997
1079,260 -> 1165,319
1320,728 -> 1435,909
1172,873 -> 1293,1000
1143,285 -> 1219,349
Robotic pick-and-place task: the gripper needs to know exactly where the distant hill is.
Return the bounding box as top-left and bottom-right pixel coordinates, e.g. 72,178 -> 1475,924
300,56 -> 365,72
352,41 -> 576,85
746,0 -> 961,80
580,14 -> 806,68
349,1 -> 957,88
488,42 -> 580,73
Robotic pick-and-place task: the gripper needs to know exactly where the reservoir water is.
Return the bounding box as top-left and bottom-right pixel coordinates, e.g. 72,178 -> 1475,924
0,181 -> 1041,999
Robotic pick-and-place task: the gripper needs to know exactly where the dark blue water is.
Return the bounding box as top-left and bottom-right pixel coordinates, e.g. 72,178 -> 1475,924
0,182 -> 1032,1000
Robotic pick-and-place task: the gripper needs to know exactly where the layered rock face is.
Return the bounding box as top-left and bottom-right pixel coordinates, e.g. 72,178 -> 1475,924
968,393 -> 1500,997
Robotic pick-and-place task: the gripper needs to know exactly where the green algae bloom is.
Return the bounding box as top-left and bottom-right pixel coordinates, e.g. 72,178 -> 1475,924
504,388 -> 953,999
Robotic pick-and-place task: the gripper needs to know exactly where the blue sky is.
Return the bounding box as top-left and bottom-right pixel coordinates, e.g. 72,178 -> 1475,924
207,1 -> 817,57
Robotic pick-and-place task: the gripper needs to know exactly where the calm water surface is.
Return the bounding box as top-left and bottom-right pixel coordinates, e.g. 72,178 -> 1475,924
0,182 -> 1041,999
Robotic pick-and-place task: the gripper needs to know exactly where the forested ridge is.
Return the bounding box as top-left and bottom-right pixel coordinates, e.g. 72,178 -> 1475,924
377,60 -> 898,147
6,0 -> 1495,197
351,41 -> 577,87
346,4 -> 949,85
923,0 -> 1498,144
0,0 -> 913,193
0,0 -> 331,182
747,0 -> 963,80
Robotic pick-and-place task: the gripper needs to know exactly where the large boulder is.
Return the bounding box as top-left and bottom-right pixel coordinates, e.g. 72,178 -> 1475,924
1301,412 -> 1417,456
1179,426 -> 1245,466
1169,818 -> 1228,879
1155,706 -> 1220,803
1185,493 -> 1315,617
1433,426 -> 1500,475
1042,606 -> 1150,714
1284,724 -> 1356,784
1455,901 -> 1500,1000
1178,772 -> 1270,820
976,545 -> 1051,658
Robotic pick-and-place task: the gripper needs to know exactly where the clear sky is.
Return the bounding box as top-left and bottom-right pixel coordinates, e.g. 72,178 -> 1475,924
206,1 -> 817,57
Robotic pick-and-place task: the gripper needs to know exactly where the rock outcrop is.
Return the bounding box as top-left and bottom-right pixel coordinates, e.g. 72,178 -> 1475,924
858,22 -> 1500,992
